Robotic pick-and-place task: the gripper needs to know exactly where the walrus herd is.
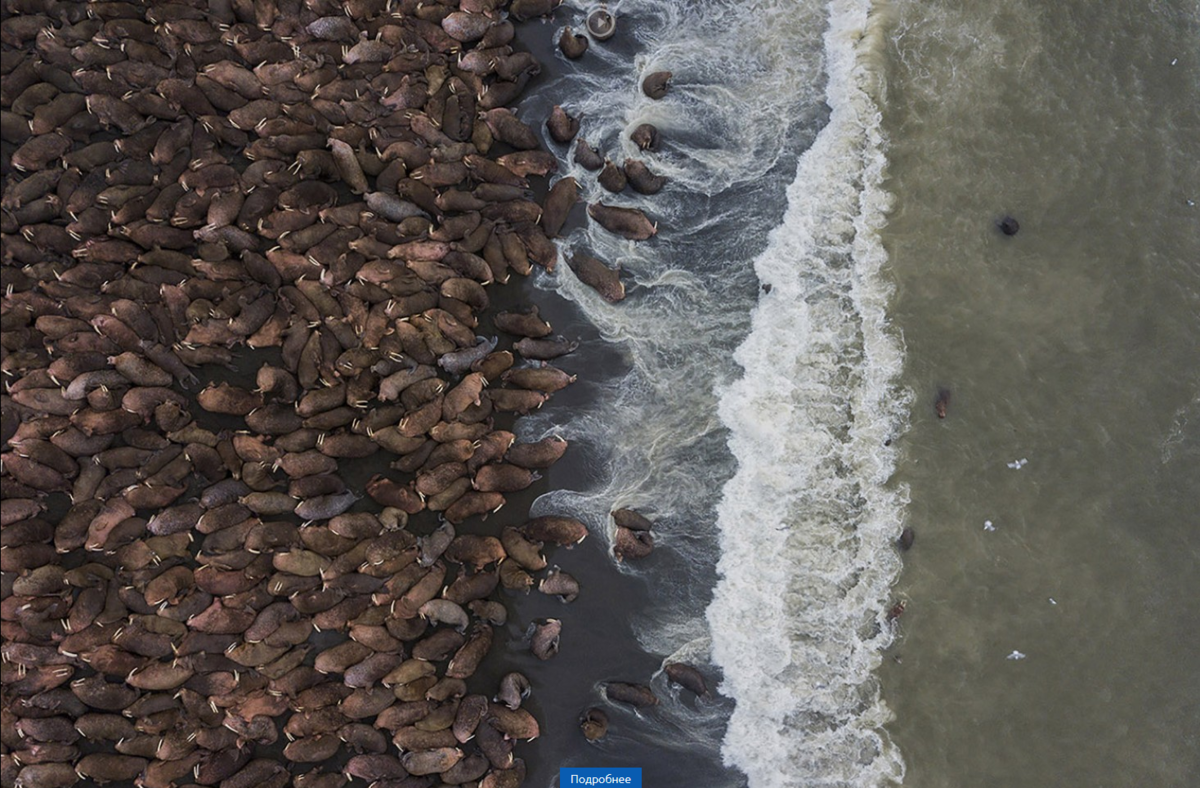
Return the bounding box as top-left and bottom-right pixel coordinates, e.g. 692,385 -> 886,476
1,0 -> 707,785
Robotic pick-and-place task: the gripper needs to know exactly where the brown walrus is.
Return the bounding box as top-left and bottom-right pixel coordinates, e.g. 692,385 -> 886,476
935,387 -> 950,418
579,707 -> 609,741
546,105 -> 580,144
631,123 -> 658,150
559,27 -> 589,59
573,138 -> 604,170
605,682 -> 658,707
613,526 -> 654,561
624,158 -> 667,194
664,662 -> 710,698
642,71 -> 672,99
569,252 -> 625,303
598,159 -> 627,193
588,202 -> 657,240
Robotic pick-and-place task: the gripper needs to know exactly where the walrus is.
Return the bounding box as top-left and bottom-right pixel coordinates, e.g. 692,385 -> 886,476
598,159 -> 627,193
558,27 -> 589,59
588,202 -> 657,240
573,138 -> 604,170
664,662 -> 710,698
642,71 -> 672,99
500,526 -> 547,571
401,748 -> 464,777
569,252 -> 625,302
605,682 -> 658,707
935,387 -> 950,418
505,435 -> 569,469
540,176 -> 578,238
481,108 -> 540,150
497,672 -> 532,710
501,559 -> 535,592
503,365 -> 576,392
522,515 -> 588,546
579,708 -> 609,741
614,526 -> 654,561
898,527 -> 915,550
444,534 -> 507,569
513,335 -> 579,360
624,158 -> 666,194
546,105 -> 580,144
612,508 -> 654,531
529,618 -> 561,660
631,123 -> 658,150
494,306 -> 553,338
446,623 -> 494,679
538,567 -> 580,602
997,215 -> 1019,236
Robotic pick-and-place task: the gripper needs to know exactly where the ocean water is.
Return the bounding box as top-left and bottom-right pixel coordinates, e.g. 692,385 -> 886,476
877,0 -> 1200,786
527,0 -> 1200,785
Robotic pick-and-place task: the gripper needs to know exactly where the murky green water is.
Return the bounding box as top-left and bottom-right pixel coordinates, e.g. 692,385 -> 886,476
879,0 -> 1200,785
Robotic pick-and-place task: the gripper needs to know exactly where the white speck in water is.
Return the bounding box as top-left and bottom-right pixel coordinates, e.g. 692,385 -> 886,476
1187,199 -> 1196,207
1007,650 -> 1027,660
1007,458 -> 1028,469
1049,598 -> 1057,605
983,520 -> 996,531
1170,58 -> 1178,65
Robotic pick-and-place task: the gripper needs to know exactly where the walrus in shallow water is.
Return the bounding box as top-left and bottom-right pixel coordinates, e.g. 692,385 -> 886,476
573,139 -> 604,170
631,123 -> 658,151
612,508 -> 654,531
559,27 -> 589,59
997,215 -> 1020,236
546,105 -> 580,144
624,158 -> 666,194
664,662 -> 710,698
935,387 -> 950,418
540,176 -> 578,238
569,252 -> 625,302
592,160 -> 622,194
605,682 -> 658,707
529,619 -> 561,659
642,71 -> 672,99
588,202 -> 657,240
579,708 -> 609,741
613,526 -> 654,561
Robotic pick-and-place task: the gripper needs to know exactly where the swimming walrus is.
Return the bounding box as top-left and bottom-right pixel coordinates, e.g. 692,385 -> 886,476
558,27 -> 589,59
642,71 -> 672,99
630,123 -> 658,151
624,158 -> 666,194
605,682 -> 658,708
588,202 -> 657,241
664,662 -> 710,698
579,707 -> 609,741
935,387 -> 950,418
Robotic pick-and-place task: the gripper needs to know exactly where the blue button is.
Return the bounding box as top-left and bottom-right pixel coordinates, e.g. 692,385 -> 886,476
560,767 -> 643,787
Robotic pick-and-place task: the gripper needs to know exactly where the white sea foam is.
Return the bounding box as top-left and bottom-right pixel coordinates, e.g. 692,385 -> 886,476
705,1 -> 910,786
526,0 -> 909,785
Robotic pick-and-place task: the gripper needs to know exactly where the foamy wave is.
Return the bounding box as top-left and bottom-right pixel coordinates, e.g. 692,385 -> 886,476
705,1 -> 909,786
